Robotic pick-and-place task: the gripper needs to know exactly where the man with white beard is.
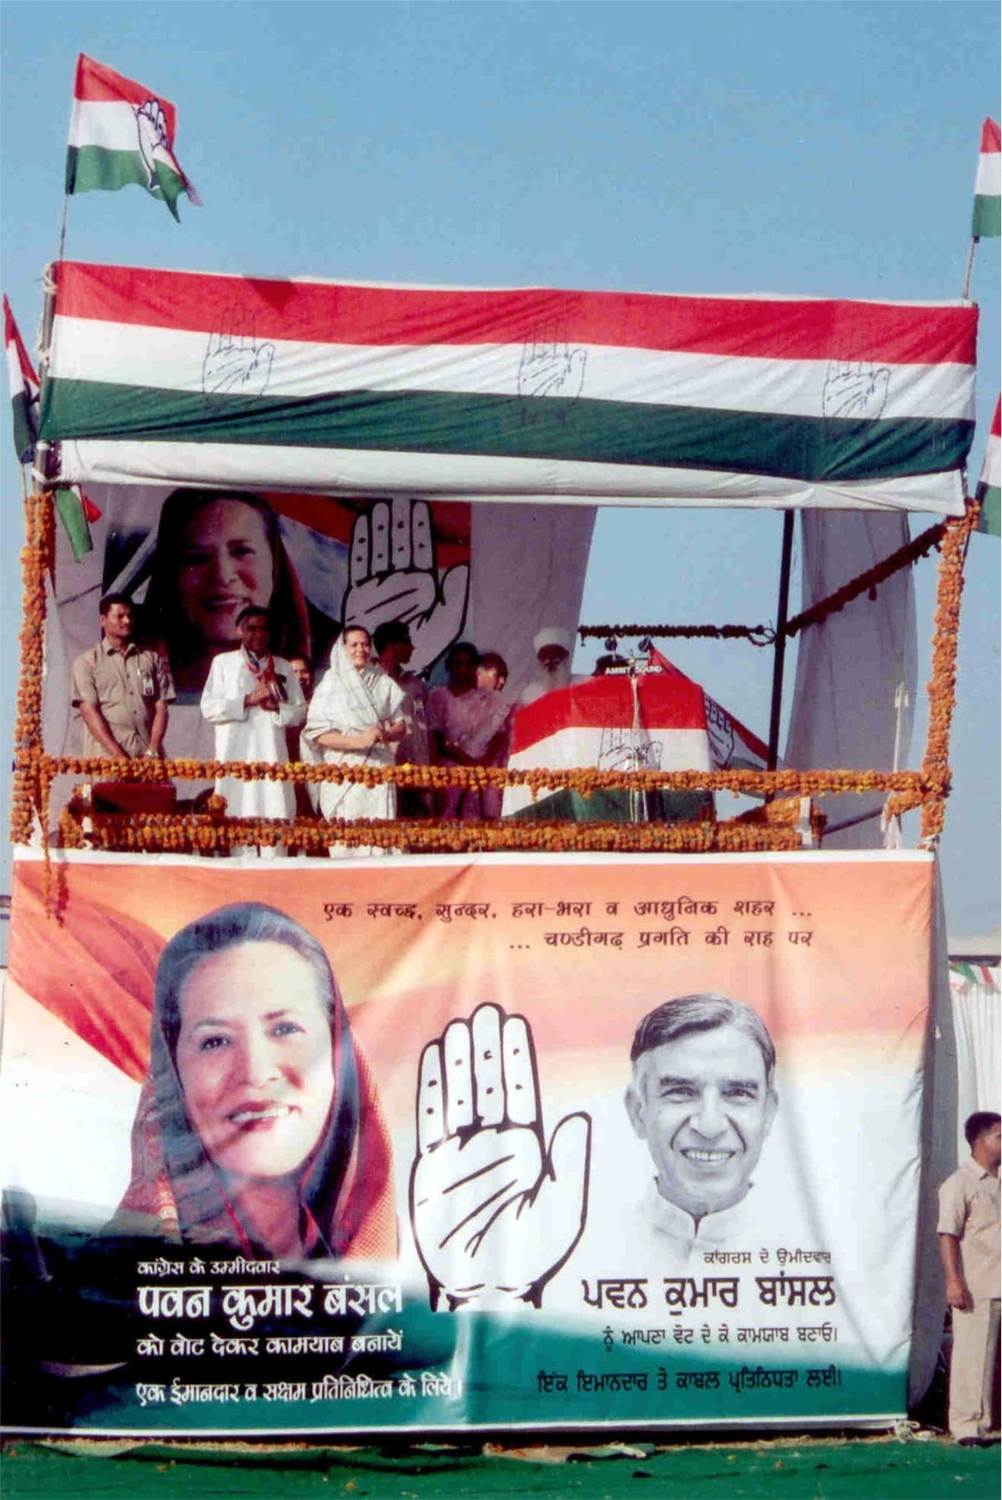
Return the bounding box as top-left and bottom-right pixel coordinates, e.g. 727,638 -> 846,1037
517,627 -> 581,706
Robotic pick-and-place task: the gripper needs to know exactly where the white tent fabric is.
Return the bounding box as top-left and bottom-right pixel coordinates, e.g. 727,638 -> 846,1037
468,504 -> 595,698
784,512 -> 917,848
949,963 -> 1001,1162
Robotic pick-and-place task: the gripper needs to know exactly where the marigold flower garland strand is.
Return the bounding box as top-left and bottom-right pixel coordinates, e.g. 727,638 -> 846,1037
58,804 -> 812,857
918,499 -> 979,843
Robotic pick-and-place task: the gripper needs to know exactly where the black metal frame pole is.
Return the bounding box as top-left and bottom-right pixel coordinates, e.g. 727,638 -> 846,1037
766,510 -> 796,776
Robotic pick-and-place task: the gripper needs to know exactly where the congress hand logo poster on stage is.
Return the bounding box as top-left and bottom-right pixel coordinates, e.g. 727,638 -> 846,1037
1,850 -> 933,1435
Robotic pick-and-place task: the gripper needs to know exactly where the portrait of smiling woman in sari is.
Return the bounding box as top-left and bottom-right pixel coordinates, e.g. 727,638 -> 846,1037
117,902 -> 396,1263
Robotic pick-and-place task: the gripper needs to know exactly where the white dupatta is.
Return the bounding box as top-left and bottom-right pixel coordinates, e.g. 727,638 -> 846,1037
304,638 -> 405,769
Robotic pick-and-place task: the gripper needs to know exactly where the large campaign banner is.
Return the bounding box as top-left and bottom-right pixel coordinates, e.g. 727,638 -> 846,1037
1,849 -> 933,1435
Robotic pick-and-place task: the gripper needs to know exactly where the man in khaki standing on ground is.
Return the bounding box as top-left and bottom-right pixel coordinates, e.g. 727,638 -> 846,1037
72,593 -> 174,758
938,1111 -> 1001,1445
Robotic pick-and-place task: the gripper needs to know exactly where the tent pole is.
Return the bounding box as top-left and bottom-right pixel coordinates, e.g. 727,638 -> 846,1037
766,510 -> 796,781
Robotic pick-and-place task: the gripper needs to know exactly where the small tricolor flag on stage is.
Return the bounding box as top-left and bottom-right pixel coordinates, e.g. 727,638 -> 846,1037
972,117 -> 1000,239
54,486 -> 102,563
65,54 -> 199,221
976,396 -> 1000,537
3,294 -> 40,463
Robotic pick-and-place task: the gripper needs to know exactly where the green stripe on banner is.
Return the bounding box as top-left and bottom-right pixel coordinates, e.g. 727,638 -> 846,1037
42,1301 -> 909,1432
40,379 -> 974,483
973,192 -> 1001,238
54,486 -> 94,562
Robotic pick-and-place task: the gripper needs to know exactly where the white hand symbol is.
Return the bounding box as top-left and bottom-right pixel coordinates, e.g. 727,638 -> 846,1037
342,499 -> 470,675
409,1004 -> 591,1311
135,100 -> 169,189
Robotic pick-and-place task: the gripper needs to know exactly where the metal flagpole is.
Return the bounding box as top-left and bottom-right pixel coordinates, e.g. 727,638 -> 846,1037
40,67 -> 75,486
56,194 -> 69,264
962,237 -> 978,299
766,510 -> 796,783
56,55 -> 77,264
32,263 -> 60,491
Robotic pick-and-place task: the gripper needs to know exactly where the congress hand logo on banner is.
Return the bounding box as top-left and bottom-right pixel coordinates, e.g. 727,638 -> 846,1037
342,499 -> 469,674
409,1003 -> 591,1311
822,358 -> 891,421
202,309 -> 276,399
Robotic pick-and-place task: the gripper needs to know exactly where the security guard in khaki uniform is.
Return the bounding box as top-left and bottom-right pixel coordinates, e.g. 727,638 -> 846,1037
71,593 -> 175,758
938,1111 -> 1001,1445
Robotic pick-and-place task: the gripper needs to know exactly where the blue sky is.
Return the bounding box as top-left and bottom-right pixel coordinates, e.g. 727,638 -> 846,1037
1,2 -> 998,932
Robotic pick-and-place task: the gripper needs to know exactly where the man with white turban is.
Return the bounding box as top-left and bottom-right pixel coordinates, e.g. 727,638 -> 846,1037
517,626 -> 581,706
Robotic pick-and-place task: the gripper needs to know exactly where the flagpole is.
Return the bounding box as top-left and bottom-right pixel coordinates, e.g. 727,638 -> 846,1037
962,237 -> 978,299
56,54 -> 78,264
766,510 -> 796,785
33,263 -> 60,490
57,193 -> 69,264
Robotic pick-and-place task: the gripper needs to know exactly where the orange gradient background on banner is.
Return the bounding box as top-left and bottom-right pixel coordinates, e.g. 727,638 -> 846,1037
9,853 -> 933,1130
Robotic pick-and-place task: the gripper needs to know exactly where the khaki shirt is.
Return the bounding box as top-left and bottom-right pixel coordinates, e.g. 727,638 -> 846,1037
72,637 -> 175,757
937,1158 -> 1001,1302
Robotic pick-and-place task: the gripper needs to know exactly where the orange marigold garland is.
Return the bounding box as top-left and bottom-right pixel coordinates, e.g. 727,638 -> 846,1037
580,520 -> 948,647
41,752 -> 926,799
919,499 -> 979,844
783,519 -> 948,638
58,804 -> 811,857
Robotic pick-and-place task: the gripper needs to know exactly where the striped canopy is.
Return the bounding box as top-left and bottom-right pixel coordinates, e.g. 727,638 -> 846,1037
40,261 -> 977,512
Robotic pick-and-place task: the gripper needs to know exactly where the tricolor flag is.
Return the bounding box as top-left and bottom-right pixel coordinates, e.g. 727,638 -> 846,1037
65,55 -> 199,221
975,396 -> 1000,537
54,485 -> 102,563
972,117 -> 1001,239
3,294 -> 40,462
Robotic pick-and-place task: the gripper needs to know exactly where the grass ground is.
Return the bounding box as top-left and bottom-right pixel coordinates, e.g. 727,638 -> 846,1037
2,1432 -> 999,1500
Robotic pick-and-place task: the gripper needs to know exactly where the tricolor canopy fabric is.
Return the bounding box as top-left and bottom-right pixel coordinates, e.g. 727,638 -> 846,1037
40,261 -> 976,513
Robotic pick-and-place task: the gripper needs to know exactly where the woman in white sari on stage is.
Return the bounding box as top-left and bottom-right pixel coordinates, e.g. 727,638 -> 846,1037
303,627 -> 407,854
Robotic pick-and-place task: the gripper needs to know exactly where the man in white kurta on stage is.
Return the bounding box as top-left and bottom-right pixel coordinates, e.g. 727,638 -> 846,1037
199,606 -> 306,841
